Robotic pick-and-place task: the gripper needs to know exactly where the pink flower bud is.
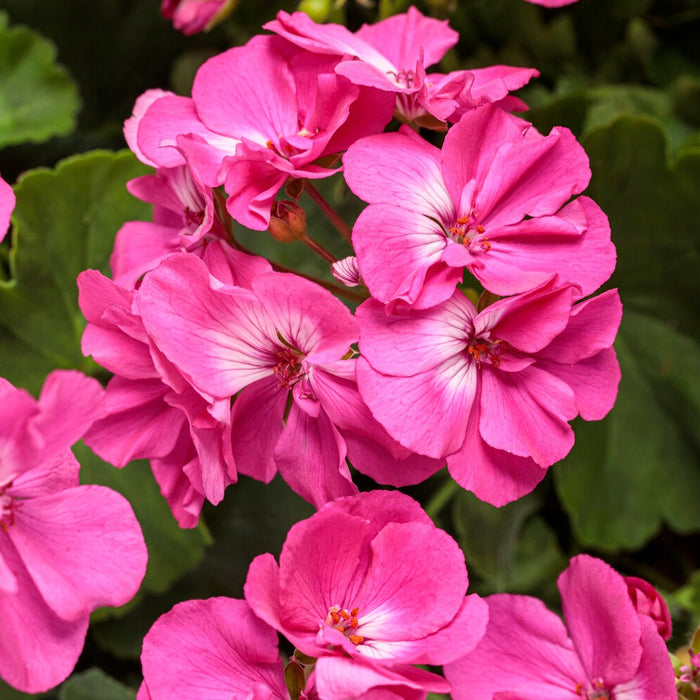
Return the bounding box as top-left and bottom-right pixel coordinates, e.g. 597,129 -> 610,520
624,576 -> 672,640
331,256 -> 362,287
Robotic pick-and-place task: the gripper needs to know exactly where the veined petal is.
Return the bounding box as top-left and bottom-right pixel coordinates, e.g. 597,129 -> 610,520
274,404 -> 356,509
357,354 -> 476,459
344,129 -> 452,218
559,555 -> 642,687
355,6 -> 458,70
479,364 -> 576,466
0,538 -> 89,694
137,253 -> 277,397
353,204 -> 456,309
140,598 -> 287,699
354,522 -> 467,645
444,594 -> 585,700
357,294 -> 473,377
9,486 -> 146,621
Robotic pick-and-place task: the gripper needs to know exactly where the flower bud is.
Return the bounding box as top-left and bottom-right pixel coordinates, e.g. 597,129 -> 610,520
268,200 -> 307,243
624,575 -> 672,640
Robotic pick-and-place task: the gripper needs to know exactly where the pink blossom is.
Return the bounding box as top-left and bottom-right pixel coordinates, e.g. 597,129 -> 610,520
110,164 -> 224,289
131,35 -> 394,230
134,253 -> 441,508
139,597 -> 290,699
0,173 -> 14,244
244,490 -> 488,698
79,242 -> 270,526
356,280 -> 622,505
160,0 -> 235,35
625,576 -> 672,640
344,105 -> 615,312
265,9 -> 537,128
0,371 -> 147,693
443,554 -> 676,699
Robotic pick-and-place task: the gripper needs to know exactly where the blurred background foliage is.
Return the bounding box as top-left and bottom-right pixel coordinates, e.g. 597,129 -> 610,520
0,0 -> 698,696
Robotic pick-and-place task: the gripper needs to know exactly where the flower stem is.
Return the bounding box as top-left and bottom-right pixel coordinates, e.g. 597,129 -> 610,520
301,235 -> 337,264
425,474 -> 460,521
304,181 -> 353,245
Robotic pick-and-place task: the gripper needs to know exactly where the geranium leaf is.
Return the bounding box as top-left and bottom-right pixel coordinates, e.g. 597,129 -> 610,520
58,669 -> 134,700
0,12 -> 79,147
555,308 -> 700,550
0,150 -> 150,394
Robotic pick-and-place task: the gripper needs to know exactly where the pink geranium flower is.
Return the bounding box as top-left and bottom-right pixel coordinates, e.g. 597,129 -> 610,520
0,174 -> 14,244
131,35 -> 394,230
79,242 -> 271,526
443,554 -> 676,699
0,371 -> 147,693
244,490 -> 488,698
344,104 -> 615,312
266,9 -> 537,128
135,253 -> 441,509
160,0 -> 235,35
357,280 -> 622,505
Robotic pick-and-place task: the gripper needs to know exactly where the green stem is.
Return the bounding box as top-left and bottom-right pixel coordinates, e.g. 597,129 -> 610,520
424,474 -> 460,521
304,181 -> 353,244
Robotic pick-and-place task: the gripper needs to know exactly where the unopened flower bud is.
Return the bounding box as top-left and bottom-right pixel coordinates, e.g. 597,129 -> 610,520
268,200 -> 307,242
624,576 -> 672,640
331,256 -> 362,287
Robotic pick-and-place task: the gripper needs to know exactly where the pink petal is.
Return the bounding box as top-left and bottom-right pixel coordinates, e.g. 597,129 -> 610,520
446,388 -> 548,506
31,370 -> 104,463
353,204 -> 456,309
137,254 -> 276,397
230,377 -> 285,483
315,655 -> 451,698
479,364 -> 576,465
0,538 -> 88,693
0,174 -> 14,244
344,128 -> 452,218
140,598 -> 287,699
612,616 -> 677,699
84,377 -> 182,466
244,553 -> 283,632
355,6 -> 458,70
274,403 -> 357,509
9,486 -> 146,621
444,593 -> 585,699
357,356 -> 476,459
559,555 -> 643,686
539,347 -> 621,421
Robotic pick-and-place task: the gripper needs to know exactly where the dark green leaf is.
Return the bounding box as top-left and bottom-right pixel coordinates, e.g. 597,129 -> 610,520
555,309 -> 700,550
0,13 -> 79,147
58,670 -> 134,700
0,150 -> 150,394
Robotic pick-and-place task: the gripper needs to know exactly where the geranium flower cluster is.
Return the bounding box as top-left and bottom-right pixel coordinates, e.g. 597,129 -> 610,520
0,1 -> 681,695
81,5 -> 620,526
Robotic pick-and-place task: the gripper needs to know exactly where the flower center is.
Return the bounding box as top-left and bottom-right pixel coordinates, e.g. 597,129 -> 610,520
576,679 -> 611,699
466,337 -> 507,368
325,605 -> 364,646
448,212 -> 490,252
0,481 -> 18,533
272,345 -> 305,389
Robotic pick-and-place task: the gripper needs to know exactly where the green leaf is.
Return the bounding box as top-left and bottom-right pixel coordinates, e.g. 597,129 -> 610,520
74,442 -> 209,599
452,489 -> 566,597
555,309 -> 700,550
0,682 -> 53,700
0,150 -> 150,394
58,670 -> 134,700
583,117 -> 700,331
0,12 -> 79,147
